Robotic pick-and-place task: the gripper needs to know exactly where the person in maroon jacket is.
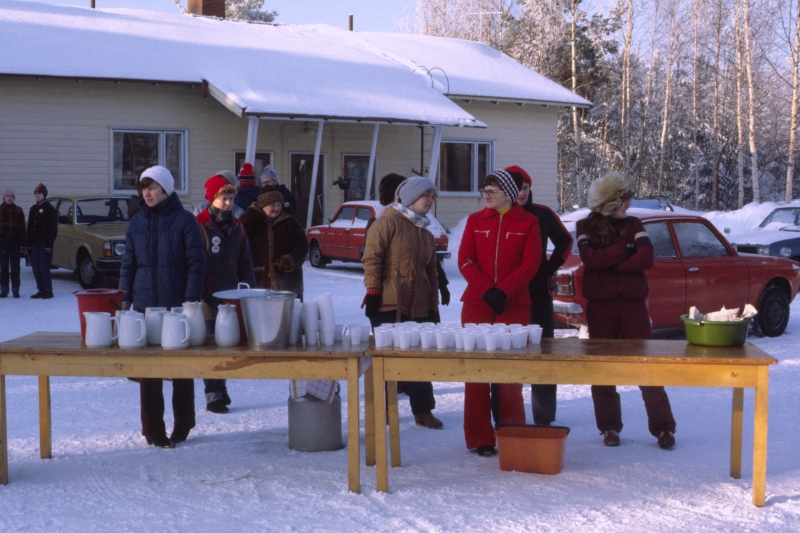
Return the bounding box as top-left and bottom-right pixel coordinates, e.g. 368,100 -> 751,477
577,171 -> 676,449
458,169 -> 541,456
506,165 -> 574,427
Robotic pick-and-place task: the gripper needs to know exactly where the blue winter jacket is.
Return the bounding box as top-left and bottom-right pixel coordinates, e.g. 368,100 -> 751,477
119,193 -> 205,311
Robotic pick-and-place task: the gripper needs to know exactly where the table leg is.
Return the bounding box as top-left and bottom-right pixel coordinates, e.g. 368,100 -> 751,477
364,363 -> 375,467
387,381 -> 401,468
752,367 -> 769,507
347,361 -> 360,494
730,388 -> 743,479
0,375 -> 8,485
373,358 -> 388,493
38,376 -> 51,460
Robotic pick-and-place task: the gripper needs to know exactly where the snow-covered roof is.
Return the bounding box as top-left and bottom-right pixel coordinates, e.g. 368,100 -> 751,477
356,32 -> 592,108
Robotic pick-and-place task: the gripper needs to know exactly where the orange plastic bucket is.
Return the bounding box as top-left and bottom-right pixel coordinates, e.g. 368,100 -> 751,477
496,425 -> 570,475
74,289 -> 125,338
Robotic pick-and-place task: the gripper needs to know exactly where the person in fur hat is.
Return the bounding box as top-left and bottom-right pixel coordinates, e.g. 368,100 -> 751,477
0,189 -> 26,298
577,171 -> 677,449
196,175 -> 256,414
240,185 -> 308,299
27,183 -> 57,299
260,165 -> 297,219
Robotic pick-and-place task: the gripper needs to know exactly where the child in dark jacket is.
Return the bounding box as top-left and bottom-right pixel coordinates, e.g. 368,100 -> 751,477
196,175 -> 256,414
577,171 -> 676,450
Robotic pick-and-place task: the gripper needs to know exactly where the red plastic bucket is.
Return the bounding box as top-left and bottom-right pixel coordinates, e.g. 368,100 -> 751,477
74,289 -> 125,338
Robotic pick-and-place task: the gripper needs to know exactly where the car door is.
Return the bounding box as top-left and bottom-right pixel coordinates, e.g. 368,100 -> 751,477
320,206 -> 355,259
642,221 -> 686,328
347,207 -> 373,259
52,198 -> 73,269
673,220 -> 750,315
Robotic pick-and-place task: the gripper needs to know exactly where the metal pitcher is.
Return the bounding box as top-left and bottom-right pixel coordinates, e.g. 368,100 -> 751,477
239,290 -> 296,349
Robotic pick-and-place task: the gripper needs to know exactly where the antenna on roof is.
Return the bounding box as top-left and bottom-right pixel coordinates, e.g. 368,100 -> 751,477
349,14 -> 353,31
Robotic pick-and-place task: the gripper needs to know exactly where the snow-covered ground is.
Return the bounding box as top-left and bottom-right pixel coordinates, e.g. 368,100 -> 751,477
1,216 -> 800,531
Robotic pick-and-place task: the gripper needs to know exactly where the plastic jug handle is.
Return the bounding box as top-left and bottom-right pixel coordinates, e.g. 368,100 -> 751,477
137,317 -> 146,343
237,282 -> 250,291
181,318 -> 190,344
110,317 -> 119,342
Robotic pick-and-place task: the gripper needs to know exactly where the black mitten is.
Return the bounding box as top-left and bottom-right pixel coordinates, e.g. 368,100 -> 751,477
365,294 -> 382,318
482,288 -> 507,316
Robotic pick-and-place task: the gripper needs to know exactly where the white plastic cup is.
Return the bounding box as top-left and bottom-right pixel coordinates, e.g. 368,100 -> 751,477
511,330 -> 527,349
373,329 -> 385,349
493,324 -> 508,334
320,326 -> 335,346
476,333 -> 487,350
398,330 -> 411,350
349,325 -> 362,345
529,328 -> 543,344
420,330 -> 435,349
409,329 -> 420,347
435,331 -> 448,349
454,330 -> 464,349
463,332 -> 476,351
484,333 -> 497,351
499,332 -> 512,351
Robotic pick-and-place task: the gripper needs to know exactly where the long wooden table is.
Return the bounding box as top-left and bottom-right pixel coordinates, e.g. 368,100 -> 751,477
0,332 -> 374,493
367,337 -> 776,506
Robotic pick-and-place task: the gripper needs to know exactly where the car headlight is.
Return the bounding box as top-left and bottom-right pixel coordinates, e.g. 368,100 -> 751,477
780,247 -> 792,257
113,242 -> 126,256
757,245 -> 771,256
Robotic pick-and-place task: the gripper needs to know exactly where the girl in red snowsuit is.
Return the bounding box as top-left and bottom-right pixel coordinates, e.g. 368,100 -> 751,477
458,170 -> 541,456
577,171 -> 676,449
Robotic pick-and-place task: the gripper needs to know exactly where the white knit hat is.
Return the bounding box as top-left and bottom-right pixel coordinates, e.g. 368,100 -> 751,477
395,177 -> 436,207
140,165 -> 174,196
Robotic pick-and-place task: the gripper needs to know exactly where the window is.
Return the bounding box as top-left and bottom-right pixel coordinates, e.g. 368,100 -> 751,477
234,152 -> 273,179
438,140 -> 493,194
644,222 -> 677,258
342,155 -> 377,201
334,207 -> 355,224
112,130 -> 186,194
356,208 -> 373,221
673,222 -> 731,258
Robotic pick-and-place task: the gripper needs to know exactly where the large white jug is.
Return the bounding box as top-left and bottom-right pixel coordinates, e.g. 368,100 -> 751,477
119,311 -> 146,349
83,312 -> 118,348
182,301 -> 207,346
161,312 -> 190,350
215,304 -> 240,347
145,307 -> 168,345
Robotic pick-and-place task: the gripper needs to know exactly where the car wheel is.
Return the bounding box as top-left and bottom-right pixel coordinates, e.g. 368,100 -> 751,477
309,242 -> 327,269
77,251 -> 106,289
752,285 -> 790,337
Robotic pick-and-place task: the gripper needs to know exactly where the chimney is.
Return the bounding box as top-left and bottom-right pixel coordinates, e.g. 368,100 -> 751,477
187,0 -> 225,19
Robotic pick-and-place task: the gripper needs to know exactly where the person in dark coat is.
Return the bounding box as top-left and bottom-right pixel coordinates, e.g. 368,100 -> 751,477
507,165 -> 573,427
196,175 -> 256,414
119,165 -> 206,448
0,189 -> 26,298
240,185 -> 308,300
260,165 -> 297,220
234,163 -> 260,212
27,183 -> 57,299
577,171 -> 676,449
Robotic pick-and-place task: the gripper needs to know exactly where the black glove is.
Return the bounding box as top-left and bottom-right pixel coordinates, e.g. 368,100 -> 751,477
482,288 -> 507,316
440,284 -> 450,306
428,309 -> 441,324
365,294 -> 382,319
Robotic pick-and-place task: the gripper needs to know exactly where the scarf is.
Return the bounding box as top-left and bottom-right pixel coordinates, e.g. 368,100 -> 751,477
390,203 -> 430,229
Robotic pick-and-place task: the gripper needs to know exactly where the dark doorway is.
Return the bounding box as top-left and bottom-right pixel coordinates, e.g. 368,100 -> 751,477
291,153 -> 325,228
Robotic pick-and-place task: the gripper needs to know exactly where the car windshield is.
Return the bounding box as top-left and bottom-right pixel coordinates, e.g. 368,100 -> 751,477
74,198 -> 131,225
759,208 -> 800,228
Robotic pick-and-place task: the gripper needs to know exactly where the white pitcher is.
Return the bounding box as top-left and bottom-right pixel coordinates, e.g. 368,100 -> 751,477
119,311 -> 146,349
182,301 -> 207,346
145,307 -> 168,345
84,312 -> 118,348
161,312 -> 190,350
214,304 -> 240,347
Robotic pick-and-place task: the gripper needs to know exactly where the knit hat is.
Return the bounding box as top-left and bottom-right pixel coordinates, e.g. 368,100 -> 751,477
587,171 -> 634,217
34,183 -> 48,198
505,165 -> 531,186
394,177 -> 436,207
214,170 -> 238,190
260,165 -> 279,185
484,169 -> 519,202
257,185 -> 283,209
204,175 -> 235,203
140,165 -> 174,196
3,188 -> 14,198
238,162 -> 255,187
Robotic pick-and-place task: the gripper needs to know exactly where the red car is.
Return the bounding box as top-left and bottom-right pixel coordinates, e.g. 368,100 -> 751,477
306,201 -> 449,268
552,209 -> 800,337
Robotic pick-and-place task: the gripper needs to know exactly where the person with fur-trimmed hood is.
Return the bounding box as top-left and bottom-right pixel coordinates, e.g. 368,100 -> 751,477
260,165 -> 297,220
577,171 -> 676,450
240,185 -> 308,300
196,175 -> 256,414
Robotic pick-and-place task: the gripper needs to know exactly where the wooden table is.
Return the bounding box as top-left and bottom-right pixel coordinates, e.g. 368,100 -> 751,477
0,332 -> 373,493
367,337 -> 776,506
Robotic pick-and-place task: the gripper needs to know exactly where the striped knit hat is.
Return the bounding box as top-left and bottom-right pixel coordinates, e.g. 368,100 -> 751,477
484,169 -> 519,202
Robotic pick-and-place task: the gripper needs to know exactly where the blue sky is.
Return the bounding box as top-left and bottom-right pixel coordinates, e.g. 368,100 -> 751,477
19,0 -> 416,32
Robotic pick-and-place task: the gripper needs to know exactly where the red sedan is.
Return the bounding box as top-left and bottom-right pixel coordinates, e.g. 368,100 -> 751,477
306,201 -> 449,268
552,209 -> 800,336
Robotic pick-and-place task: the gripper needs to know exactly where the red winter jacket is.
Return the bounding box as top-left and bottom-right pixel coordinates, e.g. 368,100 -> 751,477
458,204 -> 541,308
576,216 -> 653,301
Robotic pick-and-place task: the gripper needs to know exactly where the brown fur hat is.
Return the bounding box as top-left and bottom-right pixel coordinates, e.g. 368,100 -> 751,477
587,171 -> 634,216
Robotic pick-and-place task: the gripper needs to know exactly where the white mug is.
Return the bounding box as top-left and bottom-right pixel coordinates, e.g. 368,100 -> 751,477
118,312 -> 146,349
145,307 -> 168,345
161,312 -> 190,350
84,312 -> 118,348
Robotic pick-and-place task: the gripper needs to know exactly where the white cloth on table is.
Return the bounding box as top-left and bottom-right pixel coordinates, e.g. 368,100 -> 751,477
289,379 -> 337,403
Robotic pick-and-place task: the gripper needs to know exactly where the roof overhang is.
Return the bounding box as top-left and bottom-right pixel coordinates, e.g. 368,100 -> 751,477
450,94 -> 593,109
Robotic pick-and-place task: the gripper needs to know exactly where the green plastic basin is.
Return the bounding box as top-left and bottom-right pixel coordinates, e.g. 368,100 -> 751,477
680,314 -> 751,347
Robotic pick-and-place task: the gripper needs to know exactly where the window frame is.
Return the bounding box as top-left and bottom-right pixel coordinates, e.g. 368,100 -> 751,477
234,152 -> 274,180
110,128 -> 188,195
437,139 -> 494,197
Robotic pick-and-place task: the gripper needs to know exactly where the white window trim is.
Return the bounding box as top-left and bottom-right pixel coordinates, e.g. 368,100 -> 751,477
110,128 -> 189,195
437,139 -> 494,197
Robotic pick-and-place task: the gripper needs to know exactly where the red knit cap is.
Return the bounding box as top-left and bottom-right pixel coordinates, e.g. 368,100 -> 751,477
238,162 -> 255,187
505,165 -> 531,186
204,175 -> 234,203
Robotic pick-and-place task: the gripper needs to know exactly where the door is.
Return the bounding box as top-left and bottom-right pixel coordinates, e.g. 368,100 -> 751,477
342,155 -> 377,202
673,221 -> 750,315
291,153 -> 325,228
642,221 -> 686,328
322,205 -> 355,259
53,199 -> 73,268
